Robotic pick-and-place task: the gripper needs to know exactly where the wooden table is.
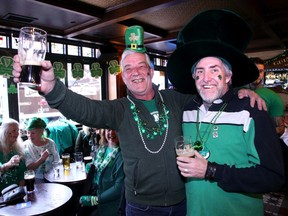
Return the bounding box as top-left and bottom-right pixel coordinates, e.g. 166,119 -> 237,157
44,162 -> 87,185
0,183 -> 72,216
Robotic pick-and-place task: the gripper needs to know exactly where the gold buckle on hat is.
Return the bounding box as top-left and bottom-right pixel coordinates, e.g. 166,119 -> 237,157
131,43 -> 138,49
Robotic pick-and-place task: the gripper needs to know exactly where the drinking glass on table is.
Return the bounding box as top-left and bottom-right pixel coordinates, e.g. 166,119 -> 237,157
74,152 -> 83,169
62,153 -> 70,170
52,161 -> 60,177
18,26 -> 47,90
24,170 -> 35,193
175,136 -> 195,158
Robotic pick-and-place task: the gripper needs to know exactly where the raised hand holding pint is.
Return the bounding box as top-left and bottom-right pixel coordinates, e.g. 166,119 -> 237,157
18,27 -> 47,90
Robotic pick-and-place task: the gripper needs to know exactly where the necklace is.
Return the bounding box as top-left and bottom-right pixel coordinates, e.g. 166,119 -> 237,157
195,103 -> 227,158
127,91 -> 169,154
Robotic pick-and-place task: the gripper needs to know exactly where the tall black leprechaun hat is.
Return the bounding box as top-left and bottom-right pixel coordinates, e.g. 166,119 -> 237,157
167,9 -> 259,94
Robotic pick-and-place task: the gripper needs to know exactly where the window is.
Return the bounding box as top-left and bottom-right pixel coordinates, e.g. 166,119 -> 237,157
18,85 -> 61,122
0,77 -> 8,122
67,63 -> 102,100
153,70 -> 165,90
67,45 -> 79,56
82,47 -> 93,57
0,35 -> 7,48
51,42 -> 64,54
154,57 -> 167,67
11,36 -> 19,49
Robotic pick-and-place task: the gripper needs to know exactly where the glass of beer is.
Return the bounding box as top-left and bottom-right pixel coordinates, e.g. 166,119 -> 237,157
62,153 -> 70,170
84,156 -> 92,166
18,27 -> 47,90
24,170 -> 35,193
175,136 -> 195,158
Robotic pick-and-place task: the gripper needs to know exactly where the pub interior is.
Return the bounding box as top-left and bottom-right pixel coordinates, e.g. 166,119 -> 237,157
0,0 -> 288,215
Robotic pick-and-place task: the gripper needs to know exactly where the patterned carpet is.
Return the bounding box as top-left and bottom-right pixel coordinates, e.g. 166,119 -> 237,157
264,189 -> 288,216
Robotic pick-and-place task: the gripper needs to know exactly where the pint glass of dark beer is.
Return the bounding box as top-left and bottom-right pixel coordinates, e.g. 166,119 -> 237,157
24,170 -> 35,193
18,27 -> 47,90
84,156 -> 93,166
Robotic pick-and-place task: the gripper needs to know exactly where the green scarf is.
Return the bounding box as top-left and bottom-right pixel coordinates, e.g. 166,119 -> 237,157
94,145 -> 119,174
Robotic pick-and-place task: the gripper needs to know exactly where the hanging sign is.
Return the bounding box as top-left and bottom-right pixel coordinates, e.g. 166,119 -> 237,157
72,63 -> 84,80
8,83 -> 17,94
90,62 -> 103,78
0,56 -> 13,78
108,60 -> 120,75
53,62 -> 66,79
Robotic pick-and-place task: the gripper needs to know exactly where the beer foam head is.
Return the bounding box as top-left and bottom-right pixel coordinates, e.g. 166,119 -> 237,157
23,60 -> 42,66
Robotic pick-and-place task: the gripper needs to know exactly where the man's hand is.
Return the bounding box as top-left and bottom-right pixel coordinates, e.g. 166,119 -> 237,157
238,89 -> 267,111
176,151 -> 208,178
13,55 -> 56,95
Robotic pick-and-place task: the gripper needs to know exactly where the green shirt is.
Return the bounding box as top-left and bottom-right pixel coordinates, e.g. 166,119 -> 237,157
255,87 -> 284,117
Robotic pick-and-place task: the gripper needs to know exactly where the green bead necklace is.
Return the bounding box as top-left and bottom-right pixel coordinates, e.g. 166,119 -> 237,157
195,103 -> 227,158
127,91 -> 169,154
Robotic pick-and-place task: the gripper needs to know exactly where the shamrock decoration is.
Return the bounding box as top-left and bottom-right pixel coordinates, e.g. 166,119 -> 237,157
0,56 -> 13,78
8,83 -> 17,94
90,62 -> 103,78
129,32 -> 139,47
72,63 -> 84,79
108,60 -> 120,75
53,62 -> 66,79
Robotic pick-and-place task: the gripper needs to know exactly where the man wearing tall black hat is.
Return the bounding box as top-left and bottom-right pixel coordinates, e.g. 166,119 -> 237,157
169,10 -> 285,215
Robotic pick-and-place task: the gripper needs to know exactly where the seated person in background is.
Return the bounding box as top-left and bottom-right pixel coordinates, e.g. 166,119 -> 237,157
45,118 -> 78,156
80,129 -> 124,216
75,126 -> 101,157
0,118 -> 26,191
23,117 -> 60,180
249,57 -> 285,136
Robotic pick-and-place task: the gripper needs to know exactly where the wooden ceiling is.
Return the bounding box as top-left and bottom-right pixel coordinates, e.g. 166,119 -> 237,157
1,0 -> 288,60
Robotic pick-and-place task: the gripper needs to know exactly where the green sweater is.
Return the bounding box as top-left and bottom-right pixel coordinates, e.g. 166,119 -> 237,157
45,80 -> 193,206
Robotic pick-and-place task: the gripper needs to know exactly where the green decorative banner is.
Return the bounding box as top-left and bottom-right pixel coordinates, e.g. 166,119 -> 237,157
53,62 -> 66,79
0,56 -> 13,78
72,63 -> 84,79
8,83 -> 17,94
90,62 -> 102,77
108,60 -> 120,75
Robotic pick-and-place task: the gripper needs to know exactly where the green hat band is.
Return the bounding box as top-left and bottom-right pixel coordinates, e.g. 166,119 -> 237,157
126,44 -> 145,50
